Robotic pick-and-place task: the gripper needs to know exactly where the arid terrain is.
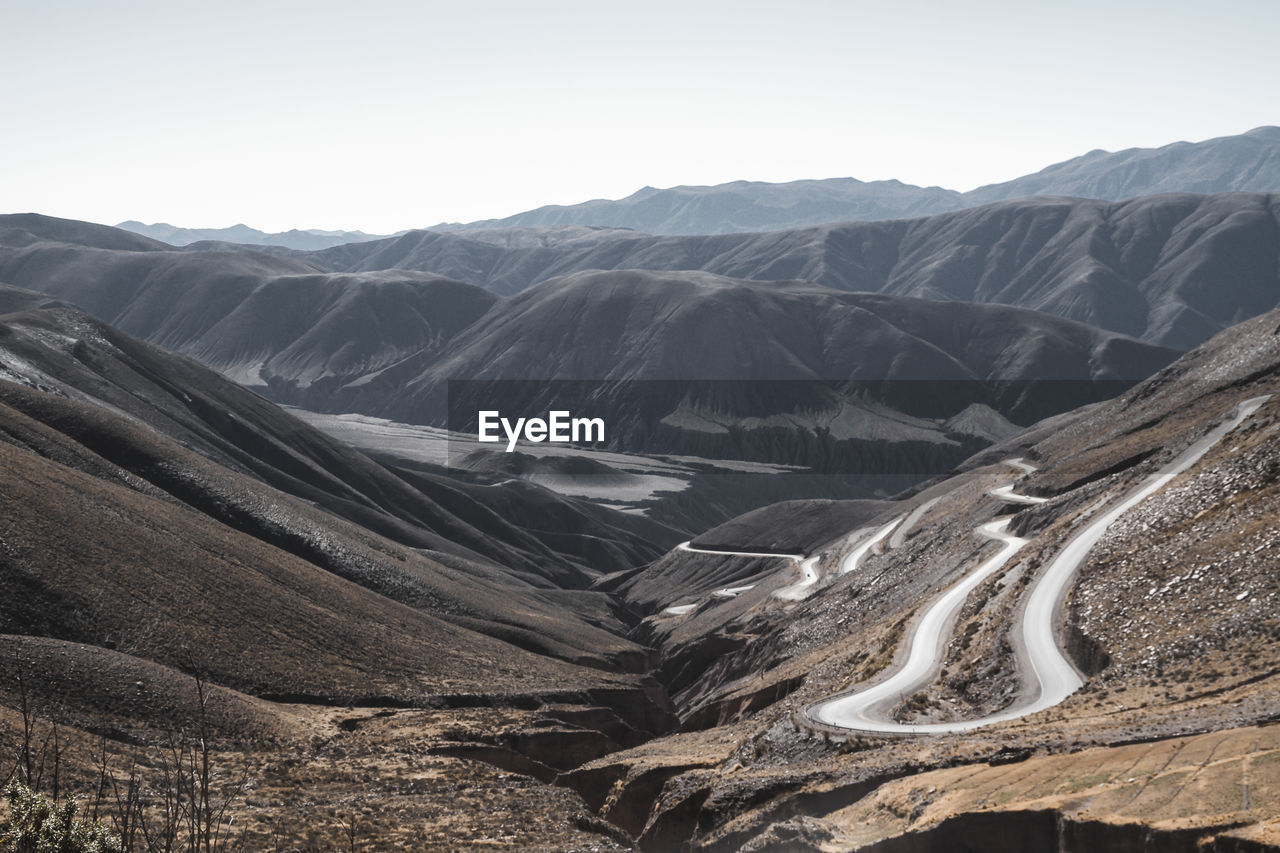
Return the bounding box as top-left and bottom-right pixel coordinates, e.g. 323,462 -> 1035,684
2,196 -> 1279,851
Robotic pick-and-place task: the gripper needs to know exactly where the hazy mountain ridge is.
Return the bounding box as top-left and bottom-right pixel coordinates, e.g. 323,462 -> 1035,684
433,177 -> 966,235
966,125 -> 1280,205
116,219 -> 401,250
110,128 -> 1280,247
429,127 -> 1280,235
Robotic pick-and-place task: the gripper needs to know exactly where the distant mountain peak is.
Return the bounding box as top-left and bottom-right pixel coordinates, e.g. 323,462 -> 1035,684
110,128 -> 1280,248
438,127 -> 1280,236
114,221 -> 397,250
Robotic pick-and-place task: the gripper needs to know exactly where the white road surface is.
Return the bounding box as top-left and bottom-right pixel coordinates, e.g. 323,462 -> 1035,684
713,584 -> 757,598
775,555 -> 822,601
839,517 -> 904,575
662,541 -> 802,615
675,541 -> 804,562
988,484 -> 1048,505
1005,457 -> 1037,475
810,517 -> 1030,733
808,396 -> 1270,734
665,497 -> 935,612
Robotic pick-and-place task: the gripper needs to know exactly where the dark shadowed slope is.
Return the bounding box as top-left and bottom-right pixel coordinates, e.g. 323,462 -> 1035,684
10,202 -> 1278,366
306,194 -> 1280,350
374,269 -> 1178,425
0,215 -> 1181,425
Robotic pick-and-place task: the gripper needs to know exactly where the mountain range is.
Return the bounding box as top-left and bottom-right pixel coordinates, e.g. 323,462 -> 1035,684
113,127 -> 1280,247
0,214 -> 1186,513
5,125 -> 1280,851
423,125 -> 1280,234
4,235 -> 1280,849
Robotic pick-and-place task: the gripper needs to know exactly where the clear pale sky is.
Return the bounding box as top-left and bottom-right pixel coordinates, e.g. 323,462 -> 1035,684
3,0 -> 1276,233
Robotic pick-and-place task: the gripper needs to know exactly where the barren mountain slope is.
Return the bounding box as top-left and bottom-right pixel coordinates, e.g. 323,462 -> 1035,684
0,300 -> 681,699
0,292 -> 663,582
0,297 -> 686,850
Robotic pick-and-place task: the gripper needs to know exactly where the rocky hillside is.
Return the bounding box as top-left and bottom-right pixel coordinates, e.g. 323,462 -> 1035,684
0,293 -> 693,849
562,303 -> 1280,850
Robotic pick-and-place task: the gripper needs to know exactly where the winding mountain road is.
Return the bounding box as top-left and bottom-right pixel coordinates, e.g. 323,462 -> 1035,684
807,396 -> 1270,734
674,541 -> 805,562
988,483 -> 1048,505
810,516 -> 1031,734
662,541 -> 804,614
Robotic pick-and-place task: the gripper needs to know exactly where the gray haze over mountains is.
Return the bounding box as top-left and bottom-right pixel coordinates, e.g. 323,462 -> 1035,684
114,127 -> 1280,246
